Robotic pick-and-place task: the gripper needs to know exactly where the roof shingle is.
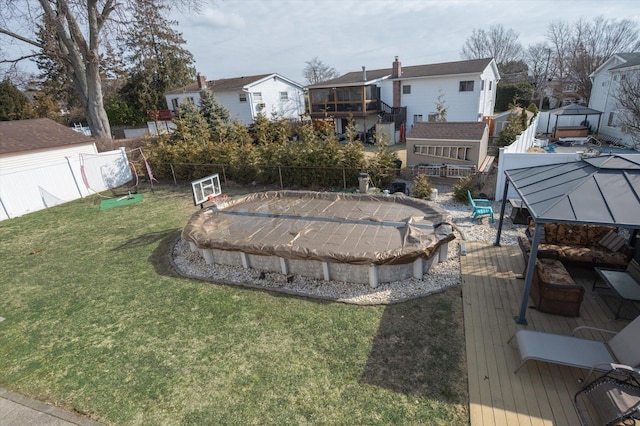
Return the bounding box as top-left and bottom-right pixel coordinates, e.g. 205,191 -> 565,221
407,122 -> 487,140
309,58 -> 494,88
0,118 -> 95,155
165,73 -> 273,95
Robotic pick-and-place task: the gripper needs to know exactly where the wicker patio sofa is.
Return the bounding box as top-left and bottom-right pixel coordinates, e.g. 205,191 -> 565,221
520,222 -> 634,269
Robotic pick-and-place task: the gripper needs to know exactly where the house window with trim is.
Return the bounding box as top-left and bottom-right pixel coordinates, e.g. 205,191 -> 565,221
239,93 -> 247,103
459,81 -> 474,92
413,114 -> 423,124
489,81 -> 492,90
481,80 -> 485,91
186,97 -> 195,104
607,111 -> 617,127
402,85 -> 411,94
280,91 -> 289,101
253,92 -> 263,102
171,98 -> 179,110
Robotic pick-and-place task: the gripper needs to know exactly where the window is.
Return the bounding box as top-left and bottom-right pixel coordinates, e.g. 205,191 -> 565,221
489,81 -> 492,90
481,80 -> 485,90
459,81 -> 474,92
280,91 -> 289,101
171,98 -> 179,110
608,111 -> 617,127
413,114 -> 423,124
239,93 -> 247,103
402,85 -> 411,94
186,97 -> 195,104
253,92 -> 263,102
414,144 -> 472,162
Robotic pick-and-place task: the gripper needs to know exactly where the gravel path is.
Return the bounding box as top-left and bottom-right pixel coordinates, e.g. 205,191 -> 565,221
170,186 -> 527,305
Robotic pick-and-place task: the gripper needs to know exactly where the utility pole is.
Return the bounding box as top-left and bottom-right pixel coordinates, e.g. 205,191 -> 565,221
538,48 -> 552,111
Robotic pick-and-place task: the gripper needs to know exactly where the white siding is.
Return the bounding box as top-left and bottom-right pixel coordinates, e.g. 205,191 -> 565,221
380,70 -> 495,124
164,74 -> 305,126
587,56 -> 637,147
215,91 -> 254,125
0,143 -> 98,172
0,148 -> 131,221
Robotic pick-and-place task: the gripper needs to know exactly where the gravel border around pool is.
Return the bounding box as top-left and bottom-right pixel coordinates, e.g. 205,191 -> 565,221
169,185 -> 527,305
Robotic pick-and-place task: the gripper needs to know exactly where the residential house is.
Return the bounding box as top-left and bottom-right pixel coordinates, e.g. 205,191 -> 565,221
165,73 -> 306,125
307,57 -> 500,143
589,52 -> 640,148
0,118 -> 99,220
405,122 -> 490,176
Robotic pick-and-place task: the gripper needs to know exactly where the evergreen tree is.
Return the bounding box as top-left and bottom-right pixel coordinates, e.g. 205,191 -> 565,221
199,88 -> 230,131
169,102 -> 210,145
118,2 -> 196,124
0,79 -> 32,120
496,103 -> 525,147
434,90 -> 448,122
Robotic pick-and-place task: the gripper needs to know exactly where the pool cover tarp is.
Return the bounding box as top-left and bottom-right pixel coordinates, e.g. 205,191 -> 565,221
182,190 -> 455,265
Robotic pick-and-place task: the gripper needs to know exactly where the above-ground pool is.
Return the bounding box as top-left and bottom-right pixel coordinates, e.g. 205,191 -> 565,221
181,190 -> 455,287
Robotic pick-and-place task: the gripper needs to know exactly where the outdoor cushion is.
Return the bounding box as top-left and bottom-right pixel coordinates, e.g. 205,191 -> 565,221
537,258 -> 576,286
557,223 -> 589,246
588,225 -> 617,244
599,230 -> 627,252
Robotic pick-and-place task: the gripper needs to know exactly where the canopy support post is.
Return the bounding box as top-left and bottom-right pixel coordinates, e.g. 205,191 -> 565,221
515,223 -> 543,325
494,177 -> 510,246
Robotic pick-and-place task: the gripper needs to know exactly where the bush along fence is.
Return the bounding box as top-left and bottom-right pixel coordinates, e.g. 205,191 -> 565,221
151,162 -> 403,192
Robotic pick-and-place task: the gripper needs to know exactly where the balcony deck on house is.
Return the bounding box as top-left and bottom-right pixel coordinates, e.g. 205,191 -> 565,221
461,241 -> 634,426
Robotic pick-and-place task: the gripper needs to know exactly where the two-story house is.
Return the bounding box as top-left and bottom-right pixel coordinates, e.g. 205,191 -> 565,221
165,73 -> 306,125
307,57 -> 500,143
589,52 -> 640,149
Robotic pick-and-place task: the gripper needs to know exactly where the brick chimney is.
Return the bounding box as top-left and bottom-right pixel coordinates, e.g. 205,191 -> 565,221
392,57 -> 402,108
197,73 -> 207,89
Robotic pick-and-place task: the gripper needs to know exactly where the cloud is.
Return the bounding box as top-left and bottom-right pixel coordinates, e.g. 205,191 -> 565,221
184,7 -> 246,30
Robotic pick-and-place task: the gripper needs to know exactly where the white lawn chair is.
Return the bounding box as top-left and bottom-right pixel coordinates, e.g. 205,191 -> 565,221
509,315 -> 640,375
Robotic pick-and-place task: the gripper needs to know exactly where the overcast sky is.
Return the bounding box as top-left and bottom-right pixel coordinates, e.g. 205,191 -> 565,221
175,0 -> 640,83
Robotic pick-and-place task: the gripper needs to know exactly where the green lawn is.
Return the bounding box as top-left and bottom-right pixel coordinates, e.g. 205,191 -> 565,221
0,185 -> 468,425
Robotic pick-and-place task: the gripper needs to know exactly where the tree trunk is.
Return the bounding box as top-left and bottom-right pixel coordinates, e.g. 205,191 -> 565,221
84,54 -> 112,139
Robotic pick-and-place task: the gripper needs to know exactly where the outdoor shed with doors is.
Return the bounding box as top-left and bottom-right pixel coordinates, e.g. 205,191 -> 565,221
0,118 -> 100,220
494,154 -> 640,324
406,121 -> 490,175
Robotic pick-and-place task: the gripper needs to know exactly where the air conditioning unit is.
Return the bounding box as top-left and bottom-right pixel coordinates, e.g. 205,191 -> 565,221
257,103 -> 266,109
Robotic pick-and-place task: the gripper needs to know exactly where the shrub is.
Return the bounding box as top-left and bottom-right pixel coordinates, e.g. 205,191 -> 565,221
452,177 -> 475,202
412,175 -> 434,199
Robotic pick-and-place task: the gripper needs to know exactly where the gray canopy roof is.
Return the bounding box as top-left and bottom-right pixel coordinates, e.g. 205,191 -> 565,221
552,104 -> 603,116
495,153 -> 640,324
505,154 -> 640,228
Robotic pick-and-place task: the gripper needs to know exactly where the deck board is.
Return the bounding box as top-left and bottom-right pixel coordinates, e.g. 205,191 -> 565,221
461,242 -> 632,426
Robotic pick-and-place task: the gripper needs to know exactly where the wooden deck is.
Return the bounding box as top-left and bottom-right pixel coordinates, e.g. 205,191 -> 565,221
461,242 -> 633,426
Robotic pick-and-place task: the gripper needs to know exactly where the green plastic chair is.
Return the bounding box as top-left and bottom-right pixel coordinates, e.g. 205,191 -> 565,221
467,190 -> 494,223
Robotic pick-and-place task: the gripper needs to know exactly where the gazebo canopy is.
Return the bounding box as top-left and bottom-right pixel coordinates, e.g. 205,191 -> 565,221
552,104 -> 603,117
546,104 -> 604,135
494,154 -> 640,323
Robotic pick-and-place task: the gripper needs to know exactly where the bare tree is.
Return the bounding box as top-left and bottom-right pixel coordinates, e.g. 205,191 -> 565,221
546,17 -> 640,104
526,43 -> 552,107
303,57 -> 339,85
615,73 -> 640,149
460,24 -> 524,66
0,1 -> 207,139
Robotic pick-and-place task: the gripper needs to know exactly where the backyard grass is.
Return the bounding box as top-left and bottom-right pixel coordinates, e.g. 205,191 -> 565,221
0,184 -> 468,425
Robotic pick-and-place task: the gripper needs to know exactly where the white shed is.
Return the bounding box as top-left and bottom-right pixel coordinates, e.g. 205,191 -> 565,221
0,118 -> 100,220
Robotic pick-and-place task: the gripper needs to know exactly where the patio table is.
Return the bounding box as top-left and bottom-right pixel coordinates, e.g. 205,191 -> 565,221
593,267 -> 640,319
